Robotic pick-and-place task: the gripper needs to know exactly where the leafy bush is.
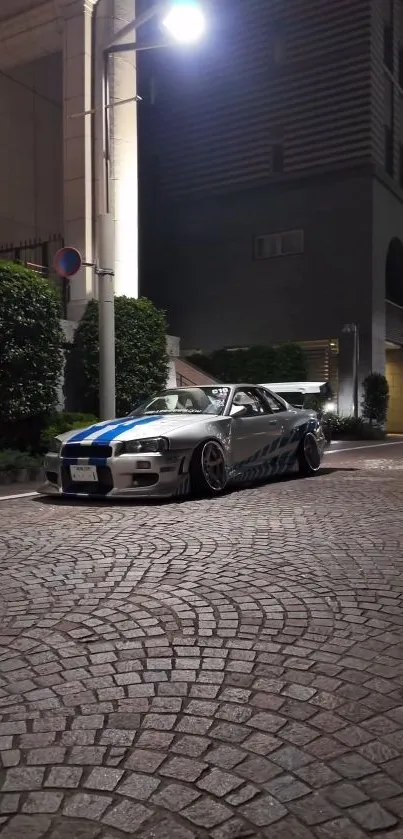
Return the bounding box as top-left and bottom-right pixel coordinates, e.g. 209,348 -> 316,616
0,450 -> 42,471
40,412 -> 98,453
324,413 -> 385,440
65,297 -> 168,416
0,261 -> 63,432
187,343 -> 307,383
362,373 -> 389,426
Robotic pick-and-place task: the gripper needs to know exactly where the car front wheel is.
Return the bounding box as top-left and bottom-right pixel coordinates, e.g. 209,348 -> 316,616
298,432 -> 321,477
190,440 -> 228,497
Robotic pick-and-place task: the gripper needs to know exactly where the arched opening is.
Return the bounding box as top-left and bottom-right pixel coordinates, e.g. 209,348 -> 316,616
386,237 -> 403,307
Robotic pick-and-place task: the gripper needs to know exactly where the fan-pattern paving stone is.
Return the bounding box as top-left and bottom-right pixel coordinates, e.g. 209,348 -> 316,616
1,447 -> 403,835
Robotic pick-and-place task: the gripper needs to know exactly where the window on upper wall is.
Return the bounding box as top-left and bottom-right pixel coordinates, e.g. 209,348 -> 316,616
384,74 -> 394,176
399,96 -> 403,186
271,144 -> 284,173
399,1 -> 403,85
254,230 -> 304,260
383,0 -> 394,72
270,33 -> 285,64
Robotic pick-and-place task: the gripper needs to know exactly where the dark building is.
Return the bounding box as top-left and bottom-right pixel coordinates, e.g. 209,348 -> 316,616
138,0 -> 403,429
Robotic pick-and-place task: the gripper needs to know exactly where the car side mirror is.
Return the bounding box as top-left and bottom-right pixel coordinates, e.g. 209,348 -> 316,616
230,404 -> 248,418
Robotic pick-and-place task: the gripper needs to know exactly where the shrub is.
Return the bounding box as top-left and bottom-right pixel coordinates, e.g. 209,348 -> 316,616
187,343 -> 307,383
0,261 -> 63,434
362,372 -> 389,426
324,414 -> 385,440
40,412 -> 98,453
0,450 -> 43,471
65,297 -> 168,417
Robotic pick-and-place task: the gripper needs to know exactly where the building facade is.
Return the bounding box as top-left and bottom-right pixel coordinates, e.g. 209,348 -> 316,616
0,0 -> 138,322
138,0 -> 403,425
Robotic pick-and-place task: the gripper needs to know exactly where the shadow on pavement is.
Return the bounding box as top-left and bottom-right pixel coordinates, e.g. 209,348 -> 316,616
34,467 -> 358,508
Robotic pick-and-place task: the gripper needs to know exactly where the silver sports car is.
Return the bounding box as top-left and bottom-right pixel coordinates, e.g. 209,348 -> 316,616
39,384 -> 326,500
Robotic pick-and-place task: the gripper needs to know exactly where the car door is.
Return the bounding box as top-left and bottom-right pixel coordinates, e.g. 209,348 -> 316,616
259,387 -> 300,471
229,386 -> 283,473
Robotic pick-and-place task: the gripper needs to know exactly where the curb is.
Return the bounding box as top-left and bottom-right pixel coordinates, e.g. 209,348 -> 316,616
0,467 -> 44,486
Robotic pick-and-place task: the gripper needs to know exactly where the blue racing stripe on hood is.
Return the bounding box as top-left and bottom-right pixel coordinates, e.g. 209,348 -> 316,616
69,418 -> 129,443
68,415 -> 161,444
90,415 -> 162,444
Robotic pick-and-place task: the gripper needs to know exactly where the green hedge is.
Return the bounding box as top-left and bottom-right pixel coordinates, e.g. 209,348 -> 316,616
40,412 -> 98,453
0,412 -> 99,455
187,343 -> 307,383
325,414 -> 386,440
0,261 -> 63,426
0,450 -> 43,470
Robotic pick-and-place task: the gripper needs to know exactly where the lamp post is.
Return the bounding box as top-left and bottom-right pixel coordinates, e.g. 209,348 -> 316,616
96,1 -> 206,419
342,323 -> 360,419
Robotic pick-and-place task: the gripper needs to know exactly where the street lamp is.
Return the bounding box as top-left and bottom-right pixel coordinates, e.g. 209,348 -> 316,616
342,323 -> 360,419
97,1 -> 206,420
162,1 -> 206,42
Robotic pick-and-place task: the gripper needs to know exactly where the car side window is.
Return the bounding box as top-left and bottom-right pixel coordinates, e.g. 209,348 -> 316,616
259,389 -> 287,414
232,388 -> 270,416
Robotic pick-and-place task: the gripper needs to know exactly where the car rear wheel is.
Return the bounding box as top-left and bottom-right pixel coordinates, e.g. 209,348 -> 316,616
298,431 -> 321,477
190,440 -> 228,497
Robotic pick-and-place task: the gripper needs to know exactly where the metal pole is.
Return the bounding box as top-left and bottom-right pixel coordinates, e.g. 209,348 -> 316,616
94,1 -> 164,420
97,214 -> 115,419
96,38 -> 116,419
353,325 -> 360,420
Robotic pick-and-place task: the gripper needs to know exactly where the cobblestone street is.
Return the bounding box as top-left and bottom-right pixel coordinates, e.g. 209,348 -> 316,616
1,443 -> 403,838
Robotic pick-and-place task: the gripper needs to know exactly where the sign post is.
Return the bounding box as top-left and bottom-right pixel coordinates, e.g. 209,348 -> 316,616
54,240 -> 116,420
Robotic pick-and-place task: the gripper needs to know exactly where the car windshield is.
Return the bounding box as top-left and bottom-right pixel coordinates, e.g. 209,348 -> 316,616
131,386 -> 231,416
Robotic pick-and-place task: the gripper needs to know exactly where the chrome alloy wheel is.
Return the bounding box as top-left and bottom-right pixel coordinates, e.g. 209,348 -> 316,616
200,441 -> 227,492
303,432 -> 321,471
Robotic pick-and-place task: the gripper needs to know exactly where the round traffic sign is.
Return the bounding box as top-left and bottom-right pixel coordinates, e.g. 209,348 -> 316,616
54,247 -> 82,278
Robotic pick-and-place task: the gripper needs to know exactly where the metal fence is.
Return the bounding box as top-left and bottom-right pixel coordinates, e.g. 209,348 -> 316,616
0,233 -> 69,318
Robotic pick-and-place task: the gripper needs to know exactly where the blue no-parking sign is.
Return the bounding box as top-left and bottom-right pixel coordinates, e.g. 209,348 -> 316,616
54,247 -> 82,278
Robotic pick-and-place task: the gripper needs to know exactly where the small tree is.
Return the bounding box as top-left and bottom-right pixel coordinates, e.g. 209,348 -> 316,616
65,296 -> 168,416
0,261 -> 63,448
362,372 -> 389,426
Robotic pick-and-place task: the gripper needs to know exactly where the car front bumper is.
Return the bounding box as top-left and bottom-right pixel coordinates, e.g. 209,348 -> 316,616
38,450 -> 192,499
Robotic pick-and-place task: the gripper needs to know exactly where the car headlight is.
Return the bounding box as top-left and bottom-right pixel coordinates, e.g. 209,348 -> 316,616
49,438 -> 62,454
119,437 -> 169,455
323,401 -> 337,414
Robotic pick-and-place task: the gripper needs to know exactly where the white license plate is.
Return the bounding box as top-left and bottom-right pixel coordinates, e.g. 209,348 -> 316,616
70,465 -> 97,482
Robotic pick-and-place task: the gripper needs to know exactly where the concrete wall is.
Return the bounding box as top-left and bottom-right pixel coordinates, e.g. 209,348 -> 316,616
0,52 -> 63,247
386,348 -> 403,433
372,175 -> 403,361
144,168 -> 374,353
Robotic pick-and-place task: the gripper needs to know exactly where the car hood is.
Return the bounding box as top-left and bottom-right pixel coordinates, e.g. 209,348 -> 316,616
59,413 -> 221,445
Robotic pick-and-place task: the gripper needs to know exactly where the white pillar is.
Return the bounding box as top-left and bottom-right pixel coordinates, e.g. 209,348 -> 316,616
62,0 -> 95,321
95,0 -> 138,299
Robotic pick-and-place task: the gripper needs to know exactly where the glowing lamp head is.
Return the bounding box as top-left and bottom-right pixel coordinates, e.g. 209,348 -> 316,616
162,1 -> 206,43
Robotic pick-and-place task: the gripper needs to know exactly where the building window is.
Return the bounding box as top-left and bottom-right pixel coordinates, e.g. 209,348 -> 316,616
254,229 -> 304,260
271,143 -> 284,173
384,24 -> 394,71
399,46 -> 403,86
384,74 -> 394,176
399,0 -> 403,85
383,0 -> 394,72
385,125 -> 394,175
271,34 -> 285,64
399,95 -> 403,186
